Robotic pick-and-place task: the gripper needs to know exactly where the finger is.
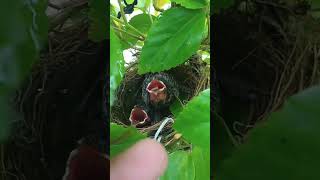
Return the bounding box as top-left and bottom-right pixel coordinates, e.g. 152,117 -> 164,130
110,139 -> 168,180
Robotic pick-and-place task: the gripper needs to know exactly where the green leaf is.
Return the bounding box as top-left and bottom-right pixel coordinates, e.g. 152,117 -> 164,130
171,0 -> 209,9
110,123 -> 146,157
217,85 -> 320,179
161,151 -> 195,180
121,13 -> 155,49
173,89 -> 210,150
161,147 -> 210,180
138,7 -> 206,74
136,0 -> 151,9
110,27 -> 124,106
212,0 -> 235,13
88,0 -> 108,41
191,147 -> 210,180
0,0 -> 47,141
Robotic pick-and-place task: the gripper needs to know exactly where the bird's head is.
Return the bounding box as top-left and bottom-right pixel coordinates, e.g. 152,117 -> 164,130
146,79 -> 167,103
129,105 -> 150,126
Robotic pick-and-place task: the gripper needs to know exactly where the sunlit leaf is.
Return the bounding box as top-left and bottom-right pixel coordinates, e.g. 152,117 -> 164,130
173,89 -> 210,150
110,27 -> 124,106
138,7 -> 206,74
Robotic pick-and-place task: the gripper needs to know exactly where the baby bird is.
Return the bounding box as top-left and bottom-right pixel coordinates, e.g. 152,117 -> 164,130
129,104 -> 151,127
142,72 -> 179,110
62,135 -> 108,180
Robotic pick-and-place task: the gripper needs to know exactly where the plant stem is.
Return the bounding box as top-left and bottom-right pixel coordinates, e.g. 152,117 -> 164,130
110,15 -> 146,39
117,0 -> 128,24
111,26 -> 145,41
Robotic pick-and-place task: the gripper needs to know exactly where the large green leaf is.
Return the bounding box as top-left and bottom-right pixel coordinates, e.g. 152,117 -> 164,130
138,7 -> 206,74
173,89 -> 210,150
110,123 -> 146,157
217,85 -> 320,179
161,147 -> 210,180
171,0 -> 209,9
110,27 -> 124,106
0,0 -> 47,141
161,151 -> 195,180
88,0 -> 108,41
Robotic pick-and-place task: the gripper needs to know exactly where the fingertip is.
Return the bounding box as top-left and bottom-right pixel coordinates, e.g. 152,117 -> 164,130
110,138 -> 168,180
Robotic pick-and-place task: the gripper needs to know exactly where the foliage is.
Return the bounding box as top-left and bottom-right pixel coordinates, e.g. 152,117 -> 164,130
110,123 -> 146,157
216,85 -> 320,179
110,0 -> 210,179
138,7 -> 206,74
88,0 -> 109,41
0,0 -> 48,141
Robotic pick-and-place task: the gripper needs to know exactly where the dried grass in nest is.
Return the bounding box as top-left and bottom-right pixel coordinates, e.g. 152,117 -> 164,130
111,54 -> 210,144
231,3 -> 320,139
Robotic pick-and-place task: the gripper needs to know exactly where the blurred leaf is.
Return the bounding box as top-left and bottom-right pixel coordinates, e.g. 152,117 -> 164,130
89,0 -> 108,41
161,151 -> 195,180
213,111 -> 235,173
110,27 -> 124,106
171,0 -> 209,9
138,7 -> 206,74
161,147 -> 210,180
110,123 -> 146,157
126,0 -> 135,4
155,0 -> 171,8
173,89 -> 210,150
217,85 -> 320,179
212,0 -> 235,13
0,0 -> 47,141
136,0 -> 151,9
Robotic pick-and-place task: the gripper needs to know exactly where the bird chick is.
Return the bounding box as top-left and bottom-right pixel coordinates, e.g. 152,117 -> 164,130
129,104 -> 151,127
142,73 -> 179,109
62,135 -> 108,180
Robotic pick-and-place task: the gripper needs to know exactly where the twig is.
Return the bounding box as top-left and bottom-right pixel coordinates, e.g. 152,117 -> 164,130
117,0 -> 128,24
111,26 -> 145,41
110,15 -> 146,39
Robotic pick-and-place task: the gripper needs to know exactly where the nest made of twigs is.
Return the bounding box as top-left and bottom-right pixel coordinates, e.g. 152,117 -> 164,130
111,54 -> 210,142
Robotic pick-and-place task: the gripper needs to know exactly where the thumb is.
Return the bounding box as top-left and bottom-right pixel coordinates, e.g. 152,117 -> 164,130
110,139 -> 168,180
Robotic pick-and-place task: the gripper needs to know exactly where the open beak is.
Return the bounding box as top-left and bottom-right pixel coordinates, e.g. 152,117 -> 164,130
146,79 -> 166,95
129,106 -> 149,126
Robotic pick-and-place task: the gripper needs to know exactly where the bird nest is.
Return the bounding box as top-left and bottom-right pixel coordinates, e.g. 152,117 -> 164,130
0,5 -> 107,180
214,0 -> 320,142
111,54 -> 210,142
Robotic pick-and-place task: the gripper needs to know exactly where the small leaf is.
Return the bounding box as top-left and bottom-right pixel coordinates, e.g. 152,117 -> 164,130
217,85 -> 320,179
173,89 -> 210,150
88,0 -> 108,41
138,7 -> 206,74
110,27 -> 124,106
110,123 -> 146,157
171,0 -> 209,9
161,151 -> 195,180
121,13 -> 155,49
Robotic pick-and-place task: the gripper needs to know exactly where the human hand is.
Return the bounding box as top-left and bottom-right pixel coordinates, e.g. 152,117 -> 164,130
110,139 -> 168,180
